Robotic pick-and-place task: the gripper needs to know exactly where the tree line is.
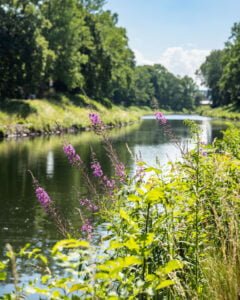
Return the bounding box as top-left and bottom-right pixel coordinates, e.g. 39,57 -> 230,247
0,0 -> 200,110
198,22 -> 240,108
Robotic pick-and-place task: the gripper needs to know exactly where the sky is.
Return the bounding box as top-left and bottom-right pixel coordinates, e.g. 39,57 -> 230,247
105,0 -> 240,85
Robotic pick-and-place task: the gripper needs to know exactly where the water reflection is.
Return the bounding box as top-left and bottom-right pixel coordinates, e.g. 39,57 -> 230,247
46,151 -> 54,177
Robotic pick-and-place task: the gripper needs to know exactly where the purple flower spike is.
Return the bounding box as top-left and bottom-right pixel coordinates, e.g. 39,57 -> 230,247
200,148 -> 208,157
115,163 -> 125,179
91,161 -> 103,177
89,204 -> 99,212
155,111 -> 167,125
103,176 -> 115,189
63,144 -> 82,165
35,187 -> 51,208
63,144 -> 75,157
136,165 -> 145,181
81,219 -> 93,234
89,113 -> 101,126
80,198 -> 99,212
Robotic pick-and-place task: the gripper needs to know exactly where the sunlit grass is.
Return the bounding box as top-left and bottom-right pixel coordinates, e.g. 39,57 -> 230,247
0,96 -> 151,137
197,104 -> 240,120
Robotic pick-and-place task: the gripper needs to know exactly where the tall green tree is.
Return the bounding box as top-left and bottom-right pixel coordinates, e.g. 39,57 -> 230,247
41,0 -> 90,92
220,22 -> 240,105
198,50 -> 225,107
0,0 -> 54,99
81,10 -> 135,102
130,66 -> 155,106
179,76 -> 197,110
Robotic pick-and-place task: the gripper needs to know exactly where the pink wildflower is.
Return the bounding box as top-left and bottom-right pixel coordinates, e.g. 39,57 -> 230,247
35,187 -> 51,208
155,111 -> 167,124
80,198 -> 99,212
103,176 -> 115,189
63,144 -> 82,165
115,163 -> 125,179
91,161 -> 103,177
89,113 -> 101,126
81,219 -> 93,234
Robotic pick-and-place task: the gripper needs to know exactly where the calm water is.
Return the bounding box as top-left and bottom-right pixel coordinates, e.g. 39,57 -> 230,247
0,115 -> 230,293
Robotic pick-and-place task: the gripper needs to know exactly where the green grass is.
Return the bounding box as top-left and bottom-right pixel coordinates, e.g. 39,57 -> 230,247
0,95 -> 151,137
196,104 -> 240,120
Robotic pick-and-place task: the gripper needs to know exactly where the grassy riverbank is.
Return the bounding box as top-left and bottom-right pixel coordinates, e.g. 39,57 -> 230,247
0,95 -> 151,138
197,104 -> 240,121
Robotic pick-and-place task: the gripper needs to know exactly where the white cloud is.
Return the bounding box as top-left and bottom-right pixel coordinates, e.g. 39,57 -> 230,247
134,47 -> 210,85
133,49 -> 154,65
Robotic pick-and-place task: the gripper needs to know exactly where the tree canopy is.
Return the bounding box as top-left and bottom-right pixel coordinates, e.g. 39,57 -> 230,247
0,0 -> 200,110
198,22 -> 240,107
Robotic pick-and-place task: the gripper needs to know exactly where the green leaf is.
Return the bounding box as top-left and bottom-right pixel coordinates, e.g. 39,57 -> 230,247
128,194 -> 141,202
51,290 -> 61,298
156,279 -> 175,290
95,272 -> 111,280
163,260 -> 184,273
123,256 -> 142,267
109,240 -> 124,250
119,209 -> 139,230
119,209 -> 130,221
19,243 -> 31,256
28,248 -> 41,258
52,239 -> 89,254
36,254 -> 48,265
145,167 -> 162,174
69,283 -> 89,293
146,188 -> 164,203
41,275 -> 51,284
0,262 -> 6,270
124,237 -> 140,252
143,233 -> 155,246
157,260 -> 184,275
97,256 -> 142,276
0,272 -> 7,281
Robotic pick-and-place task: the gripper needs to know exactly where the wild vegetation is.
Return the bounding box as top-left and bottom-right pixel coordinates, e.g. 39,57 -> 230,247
1,113 -> 240,299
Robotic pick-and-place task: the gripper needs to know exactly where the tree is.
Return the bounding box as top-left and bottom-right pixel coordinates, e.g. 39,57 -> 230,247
80,10 -> 135,102
0,0 -> 54,99
80,0 -> 106,13
197,50 -> 225,107
130,66 -> 155,106
220,22 -> 240,105
179,76 -> 197,110
129,65 -> 198,110
41,0 -> 90,91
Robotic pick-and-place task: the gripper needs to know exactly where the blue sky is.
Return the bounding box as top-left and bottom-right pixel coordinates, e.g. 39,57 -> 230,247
105,0 -> 240,83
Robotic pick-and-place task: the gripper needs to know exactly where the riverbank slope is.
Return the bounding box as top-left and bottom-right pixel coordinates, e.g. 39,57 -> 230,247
0,95 -> 151,138
197,104 -> 240,121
